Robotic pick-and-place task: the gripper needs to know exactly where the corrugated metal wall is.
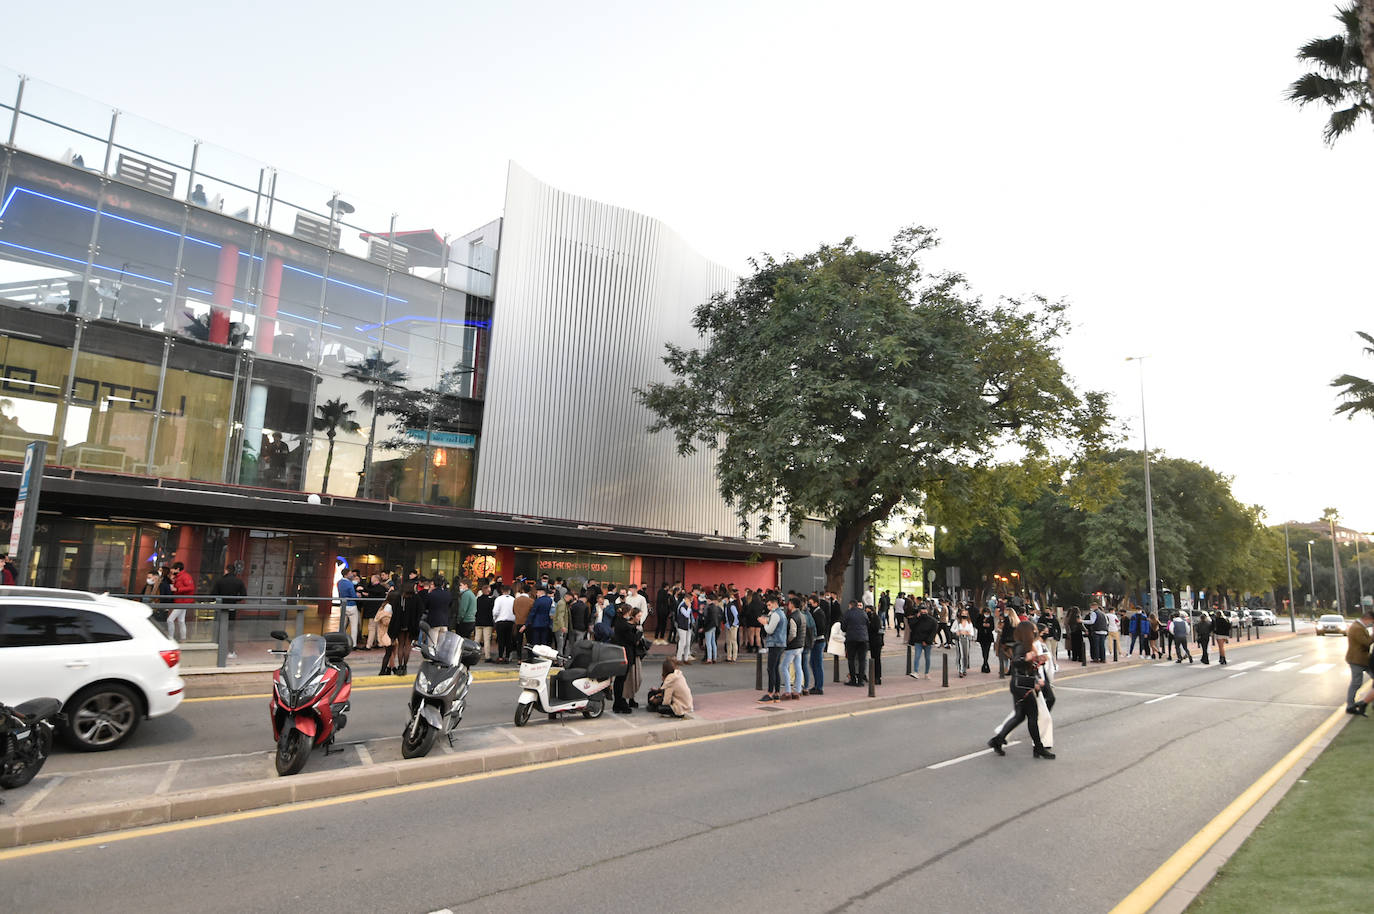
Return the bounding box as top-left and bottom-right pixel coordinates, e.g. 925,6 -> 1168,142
473,164 -> 779,538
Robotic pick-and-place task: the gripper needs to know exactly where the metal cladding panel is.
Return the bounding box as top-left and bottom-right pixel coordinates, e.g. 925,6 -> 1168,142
475,164 -> 776,538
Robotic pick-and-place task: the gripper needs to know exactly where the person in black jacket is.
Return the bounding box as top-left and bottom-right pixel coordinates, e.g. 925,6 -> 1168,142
1211,604 -> 1231,665
976,607 -> 996,673
569,591 -> 590,642
612,605 -> 639,713
211,564 -> 247,659
866,604 -> 884,685
988,620 -> 1054,760
908,604 -> 937,679
806,595 -> 828,695
654,583 -> 673,641
842,599 -> 869,685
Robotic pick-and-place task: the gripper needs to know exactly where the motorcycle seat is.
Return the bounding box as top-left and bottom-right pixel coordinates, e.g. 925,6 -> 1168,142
14,697 -> 62,720
555,667 -> 588,684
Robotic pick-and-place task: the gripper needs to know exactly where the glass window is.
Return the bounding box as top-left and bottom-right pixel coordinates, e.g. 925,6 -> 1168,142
237,358 -> 312,490
84,610 -> 132,643
320,258 -> 390,375
150,339 -> 239,482
378,272 -> 442,389
253,233 -> 326,367
0,606 -> 87,647
175,219 -> 261,350
0,308 -> 73,464
0,153 -> 101,314
304,374 -> 373,497
63,323 -> 163,474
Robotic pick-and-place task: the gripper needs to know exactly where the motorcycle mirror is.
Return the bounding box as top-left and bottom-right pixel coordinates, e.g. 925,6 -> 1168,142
270,630 -> 288,641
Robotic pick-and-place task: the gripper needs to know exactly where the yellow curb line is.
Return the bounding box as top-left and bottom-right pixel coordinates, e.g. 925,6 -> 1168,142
182,671 -> 519,703
1106,702 -> 1349,914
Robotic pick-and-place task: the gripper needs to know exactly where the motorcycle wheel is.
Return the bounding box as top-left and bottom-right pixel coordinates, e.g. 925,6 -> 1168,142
401,717 -> 437,759
581,696 -> 605,720
513,702 -> 533,727
3,722 -> 53,789
275,728 -> 312,776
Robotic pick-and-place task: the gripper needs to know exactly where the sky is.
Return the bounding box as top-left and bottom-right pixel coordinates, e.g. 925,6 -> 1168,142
4,0 -> 1372,529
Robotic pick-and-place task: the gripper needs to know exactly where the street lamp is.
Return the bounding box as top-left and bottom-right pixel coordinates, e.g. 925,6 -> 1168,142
1307,540 -> 1316,615
1328,514 -> 1342,615
1356,534 -> 1365,606
1126,356 -> 1159,613
1284,523 -> 1297,632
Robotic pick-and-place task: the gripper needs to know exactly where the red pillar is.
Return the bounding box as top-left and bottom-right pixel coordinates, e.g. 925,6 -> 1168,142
210,244 -> 239,345
255,255 -> 283,355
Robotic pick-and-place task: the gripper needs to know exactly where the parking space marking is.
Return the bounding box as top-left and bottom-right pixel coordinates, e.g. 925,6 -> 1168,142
1225,661 -> 1260,671
496,727 -> 524,745
14,775 -> 64,814
354,744 -> 373,766
153,761 -> 182,795
1298,663 -> 1335,675
1263,663 -> 1299,673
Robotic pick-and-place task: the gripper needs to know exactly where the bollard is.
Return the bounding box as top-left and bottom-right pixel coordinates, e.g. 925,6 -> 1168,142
906,644 -> 914,677
941,651 -> 949,688
867,656 -> 876,697
215,608 -> 229,667
294,606 -> 306,638
1113,638 -> 1118,662
756,649 -> 763,691
1081,641 -> 1088,667
834,652 -> 841,683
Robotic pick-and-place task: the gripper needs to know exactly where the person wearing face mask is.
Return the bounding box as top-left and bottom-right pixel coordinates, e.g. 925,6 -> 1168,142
952,610 -> 976,677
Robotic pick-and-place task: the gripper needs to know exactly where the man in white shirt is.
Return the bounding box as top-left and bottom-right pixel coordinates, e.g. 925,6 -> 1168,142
1107,609 -> 1122,660
625,584 -> 649,626
492,586 -> 517,662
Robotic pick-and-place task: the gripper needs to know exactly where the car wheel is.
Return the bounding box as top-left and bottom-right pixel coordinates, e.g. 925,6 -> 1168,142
64,683 -> 141,751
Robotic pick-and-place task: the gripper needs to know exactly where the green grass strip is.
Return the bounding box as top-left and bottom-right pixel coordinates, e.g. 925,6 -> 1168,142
1187,714 -> 1373,913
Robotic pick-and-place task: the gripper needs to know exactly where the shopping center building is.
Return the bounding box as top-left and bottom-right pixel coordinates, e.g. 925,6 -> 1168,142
0,70 -> 797,607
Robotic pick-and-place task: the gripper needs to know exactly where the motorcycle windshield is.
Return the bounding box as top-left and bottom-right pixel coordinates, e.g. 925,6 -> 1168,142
428,630 -> 462,666
282,635 -> 327,690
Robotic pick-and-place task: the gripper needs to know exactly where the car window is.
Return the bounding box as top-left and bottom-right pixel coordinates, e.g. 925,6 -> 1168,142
83,610 -> 132,643
0,605 -> 89,647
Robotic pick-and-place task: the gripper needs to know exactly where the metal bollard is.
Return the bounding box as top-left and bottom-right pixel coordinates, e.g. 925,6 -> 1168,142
834,652 -> 841,683
868,656 -> 876,697
1081,642 -> 1088,667
941,651 -> 949,688
907,644 -> 914,677
1113,638 -> 1119,662
215,608 -> 229,667
756,649 -> 763,691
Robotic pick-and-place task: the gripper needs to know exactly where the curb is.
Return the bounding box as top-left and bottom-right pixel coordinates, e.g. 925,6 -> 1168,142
0,629 -> 1305,850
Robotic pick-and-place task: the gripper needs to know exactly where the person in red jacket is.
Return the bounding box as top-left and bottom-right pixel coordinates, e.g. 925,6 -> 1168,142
166,561 -> 196,642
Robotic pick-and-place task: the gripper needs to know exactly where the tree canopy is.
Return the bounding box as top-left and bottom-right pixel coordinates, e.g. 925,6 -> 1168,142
637,227 -> 1107,593
1287,2 -> 1374,143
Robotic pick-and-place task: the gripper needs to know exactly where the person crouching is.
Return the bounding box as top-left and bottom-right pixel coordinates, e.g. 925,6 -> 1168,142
647,658 -> 694,718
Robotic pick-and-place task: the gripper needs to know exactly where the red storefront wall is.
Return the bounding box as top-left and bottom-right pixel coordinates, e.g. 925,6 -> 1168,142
682,558 -> 777,592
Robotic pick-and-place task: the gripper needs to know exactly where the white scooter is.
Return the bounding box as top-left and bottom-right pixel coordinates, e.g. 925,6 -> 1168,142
514,640 -> 627,726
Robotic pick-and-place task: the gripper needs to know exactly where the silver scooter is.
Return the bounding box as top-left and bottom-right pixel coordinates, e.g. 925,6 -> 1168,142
402,624 -> 479,758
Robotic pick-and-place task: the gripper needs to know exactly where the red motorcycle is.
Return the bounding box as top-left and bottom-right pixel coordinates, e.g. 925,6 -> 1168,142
269,630 -> 352,776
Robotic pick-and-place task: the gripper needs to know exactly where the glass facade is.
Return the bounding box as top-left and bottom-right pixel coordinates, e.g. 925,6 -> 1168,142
0,71 -> 493,509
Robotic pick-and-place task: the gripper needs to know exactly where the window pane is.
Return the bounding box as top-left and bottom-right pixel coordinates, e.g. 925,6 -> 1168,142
0,153 -> 100,314
0,307 -> 74,463
0,606 -> 87,646
150,339 -> 238,482
64,323 -> 163,474
83,609 -> 132,643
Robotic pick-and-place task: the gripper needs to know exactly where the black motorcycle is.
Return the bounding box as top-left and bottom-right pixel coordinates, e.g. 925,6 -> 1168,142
401,624 -> 479,759
1,698 -> 63,798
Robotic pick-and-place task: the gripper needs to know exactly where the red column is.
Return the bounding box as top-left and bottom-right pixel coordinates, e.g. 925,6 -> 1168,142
210,244 -> 239,345
255,255 -> 283,355
494,546 -> 516,585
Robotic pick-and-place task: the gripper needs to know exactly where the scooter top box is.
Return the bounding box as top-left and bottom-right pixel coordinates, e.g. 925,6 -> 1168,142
570,641 -> 629,679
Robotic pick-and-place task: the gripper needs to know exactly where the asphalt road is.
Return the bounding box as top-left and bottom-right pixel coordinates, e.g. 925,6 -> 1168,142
38,650 -> 773,775
3,634 -> 1352,913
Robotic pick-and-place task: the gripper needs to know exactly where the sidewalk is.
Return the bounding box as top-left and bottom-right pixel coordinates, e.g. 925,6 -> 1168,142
0,626 -> 1298,849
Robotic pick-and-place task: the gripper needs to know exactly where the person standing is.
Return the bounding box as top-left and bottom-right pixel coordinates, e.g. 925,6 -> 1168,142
1211,604 -> 1231,665
422,575 -> 452,643
363,573 -> 388,648
568,589 -> 590,644
756,595 -> 785,701
524,585 -> 553,647
674,590 -> 695,664
701,592 -> 721,663
0,552 -> 17,585
1039,607 -> 1061,670
842,599 -> 869,687
879,590 -> 892,632
211,563 -> 247,660
721,591 -> 740,662
474,583 -> 495,661
987,620 -> 1054,760
1107,607 -> 1122,660
611,605 -> 639,714
166,561 -> 195,642
456,580 -> 477,640
806,594 -> 827,695
908,603 -> 937,679
654,583 -> 673,643
492,585 -> 517,663
378,585 -> 403,676
396,582 -> 423,677
866,601 -> 884,685
953,610 -> 975,678
1343,605 -> 1373,715
336,570 -> 361,647
781,597 -> 808,698
976,605 -> 996,673
551,590 -> 571,653
511,584 -> 534,656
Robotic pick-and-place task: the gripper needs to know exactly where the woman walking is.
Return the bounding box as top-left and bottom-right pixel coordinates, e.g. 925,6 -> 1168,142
987,620 -> 1054,760
953,610 -> 975,677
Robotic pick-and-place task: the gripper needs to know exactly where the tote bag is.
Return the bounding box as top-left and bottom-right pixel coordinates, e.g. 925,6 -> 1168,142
827,622 -> 845,656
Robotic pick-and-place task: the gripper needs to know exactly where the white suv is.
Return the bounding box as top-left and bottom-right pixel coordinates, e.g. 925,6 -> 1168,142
0,587 -> 184,750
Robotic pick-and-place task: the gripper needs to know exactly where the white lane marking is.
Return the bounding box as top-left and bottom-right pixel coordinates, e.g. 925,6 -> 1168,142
1228,672 -> 1248,679
1271,654 -> 1303,664
1154,662 -> 1176,667
428,909 -> 454,914
563,725 -> 585,736
1144,693 -> 1178,704
1263,663 -> 1299,673
14,775 -> 65,814
153,760 -> 182,795
1056,686 -> 1159,699
354,744 -> 373,766
928,741 -> 1023,769
1299,663 -> 1335,675
1226,661 -> 1260,671
496,726 -> 524,745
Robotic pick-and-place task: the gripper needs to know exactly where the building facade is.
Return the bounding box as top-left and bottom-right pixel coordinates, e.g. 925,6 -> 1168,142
0,70 -> 792,605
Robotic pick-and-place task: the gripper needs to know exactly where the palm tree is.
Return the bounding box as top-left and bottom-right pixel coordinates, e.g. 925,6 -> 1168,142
343,356 -> 409,491
313,398 -> 361,492
1332,330 -> 1374,417
1287,2 -> 1374,144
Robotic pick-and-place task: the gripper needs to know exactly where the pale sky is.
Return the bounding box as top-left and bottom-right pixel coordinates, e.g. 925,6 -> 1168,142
4,0 -> 1371,530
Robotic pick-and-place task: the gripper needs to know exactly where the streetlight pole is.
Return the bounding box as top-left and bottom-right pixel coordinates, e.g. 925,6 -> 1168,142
1307,540 -> 1316,616
1328,515 -> 1342,615
1284,523 -> 1297,632
1356,534 -> 1365,607
1126,356 -> 1159,614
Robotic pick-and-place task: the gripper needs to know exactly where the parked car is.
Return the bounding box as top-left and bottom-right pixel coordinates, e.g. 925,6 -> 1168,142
1314,613 -> 1347,636
1250,609 -> 1276,626
0,587 -> 184,750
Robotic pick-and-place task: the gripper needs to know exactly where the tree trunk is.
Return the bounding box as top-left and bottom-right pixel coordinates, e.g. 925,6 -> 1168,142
824,520 -> 867,596
321,436 -> 336,493
1360,0 -> 1374,107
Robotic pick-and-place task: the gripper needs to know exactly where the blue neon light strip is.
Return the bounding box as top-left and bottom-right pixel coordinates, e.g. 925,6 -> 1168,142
282,264 -> 407,303
1,187 -> 221,250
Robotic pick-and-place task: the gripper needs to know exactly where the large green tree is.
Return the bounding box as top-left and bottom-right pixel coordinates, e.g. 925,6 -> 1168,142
637,227 -> 1107,593
1287,2 -> 1374,143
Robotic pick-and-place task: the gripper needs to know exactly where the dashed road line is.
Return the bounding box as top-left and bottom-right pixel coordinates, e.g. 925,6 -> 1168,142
1263,663 -> 1299,673
1144,693 -> 1178,704
927,741 -> 1022,769
1228,672 -> 1248,679
1298,663 -> 1335,675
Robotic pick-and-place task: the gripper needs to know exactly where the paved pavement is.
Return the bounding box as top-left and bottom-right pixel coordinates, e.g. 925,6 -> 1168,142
0,629 -> 1350,913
